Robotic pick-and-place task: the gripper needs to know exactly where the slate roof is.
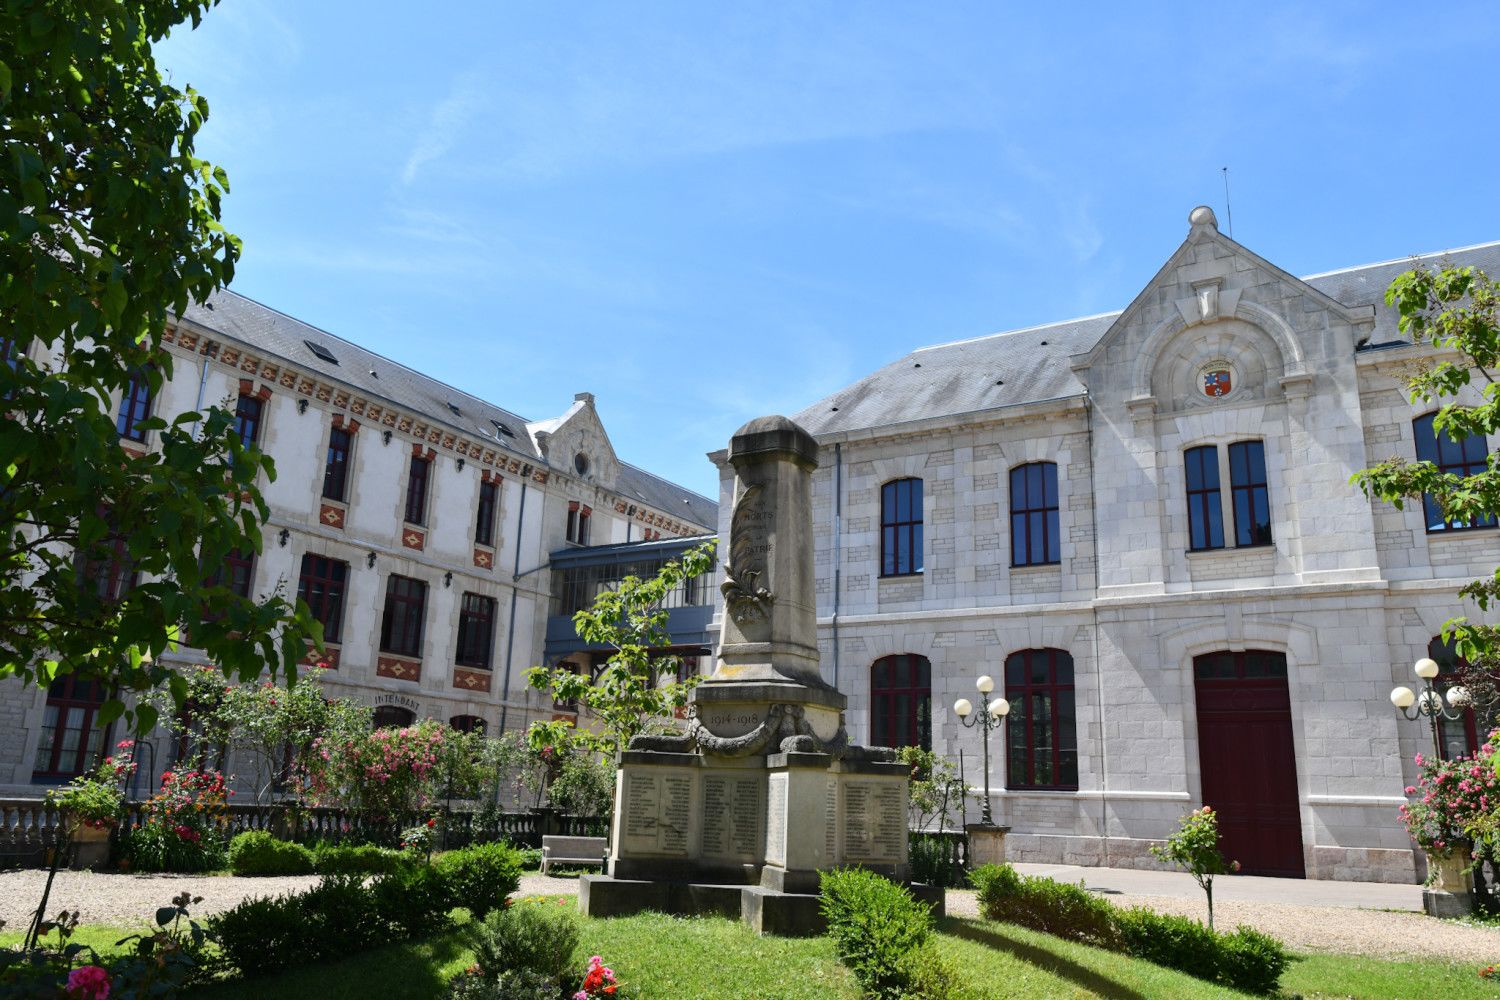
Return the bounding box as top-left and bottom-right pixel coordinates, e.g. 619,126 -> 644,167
794,239 -> 1500,438
179,288 -> 718,530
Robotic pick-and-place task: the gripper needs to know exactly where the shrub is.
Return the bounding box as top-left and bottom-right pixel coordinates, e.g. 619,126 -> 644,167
228,831 -> 315,875
212,893 -> 311,977
1113,907 -> 1220,981
466,898 -> 580,982
435,842 -> 524,917
372,862 -> 453,937
971,863 -> 1120,949
313,842 -> 403,874
820,867 -> 953,1000
1150,806 -> 1239,929
124,823 -> 227,874
212,874 -> 385,977
446,967 -> 561,1000
1218,924 -> 1291,995
976,867 -> 1289,995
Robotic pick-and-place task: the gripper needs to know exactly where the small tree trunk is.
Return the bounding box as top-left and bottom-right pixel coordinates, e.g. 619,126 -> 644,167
1205,879 -> 1214,931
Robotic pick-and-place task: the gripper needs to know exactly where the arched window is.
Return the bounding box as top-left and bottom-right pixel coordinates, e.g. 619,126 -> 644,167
373,705 -> 415,729
1010,462 -> 1060,566
450,715 -> 486,734
1004,648 -> 1078,790
880,479 -> 923,577
116,369 -> 154,443
870,654 -> 930,750
1414,413 -> 1495,532
1429,637 -> 1481,758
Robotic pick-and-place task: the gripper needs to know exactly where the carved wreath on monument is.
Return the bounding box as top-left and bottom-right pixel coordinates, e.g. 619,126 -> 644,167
720,483 -> 775,626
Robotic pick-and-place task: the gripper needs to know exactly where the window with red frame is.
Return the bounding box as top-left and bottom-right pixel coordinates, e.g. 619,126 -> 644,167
31,678 -> 113,782
297,554 -> 348,644
553,660 -> 585,712
1004,648 -> 1078,790
379,574 -> 427,657
116,370 -> 154,443
450,715 -> 486,734
475,480 -> 498,547
405,456 -> 430,525
82,512 -> 136,603
566,502 -> 592,544
233,394 -> 263,447
216,548 -> 255,599
323,426 -> 352,502
1430,637 -> 1482,758
455,592 -> 496,669
870,654 -> 931,750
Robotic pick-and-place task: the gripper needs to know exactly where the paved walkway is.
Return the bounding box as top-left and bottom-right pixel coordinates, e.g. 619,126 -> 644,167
1010,862 -> 1424,911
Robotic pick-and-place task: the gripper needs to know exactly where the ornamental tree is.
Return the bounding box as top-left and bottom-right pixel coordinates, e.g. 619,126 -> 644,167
0,0 -> 318,730
1353,265 -> 1500,732
1150,806 -> 1239,929
526,539 -> 716,756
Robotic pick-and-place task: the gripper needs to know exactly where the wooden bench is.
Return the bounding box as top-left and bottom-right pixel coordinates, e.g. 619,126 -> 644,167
540,834 -> 607,875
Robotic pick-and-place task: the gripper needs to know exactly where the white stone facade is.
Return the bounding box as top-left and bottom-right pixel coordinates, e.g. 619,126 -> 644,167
1,290 -> 714,796
725,209 -> 1500,883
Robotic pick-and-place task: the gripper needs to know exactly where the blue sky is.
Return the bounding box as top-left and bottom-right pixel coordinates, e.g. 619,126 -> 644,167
157,2 -> 1500,498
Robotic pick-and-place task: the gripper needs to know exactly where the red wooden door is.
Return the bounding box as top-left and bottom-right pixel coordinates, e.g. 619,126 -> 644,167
1193,651 -> 1305,878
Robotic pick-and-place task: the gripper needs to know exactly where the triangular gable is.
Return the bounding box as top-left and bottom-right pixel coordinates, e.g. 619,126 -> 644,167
1071,207 -> 1375,374
527,392 -> 620,484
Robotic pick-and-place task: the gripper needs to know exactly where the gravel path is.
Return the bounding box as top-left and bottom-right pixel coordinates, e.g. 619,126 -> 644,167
5,871 -> 1495,965
945,888 -> 1500,963
0,870 -> 588,930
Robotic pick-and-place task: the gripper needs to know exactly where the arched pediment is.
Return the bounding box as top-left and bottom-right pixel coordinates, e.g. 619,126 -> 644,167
1132,300 -> 1307,409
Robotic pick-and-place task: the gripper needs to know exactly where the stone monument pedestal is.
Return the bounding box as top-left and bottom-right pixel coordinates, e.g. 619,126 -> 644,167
579,415 -> 932,935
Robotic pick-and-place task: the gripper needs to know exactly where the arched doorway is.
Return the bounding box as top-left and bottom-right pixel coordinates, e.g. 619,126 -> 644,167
1193,650 -> 1304,877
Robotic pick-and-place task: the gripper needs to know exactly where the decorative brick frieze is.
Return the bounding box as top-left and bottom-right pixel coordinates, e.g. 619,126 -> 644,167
401,527 -> 425,551
473,548 -> 494,569
453,667 -> 492,693
302,643 -> 340,669
318,502 -> 346,529
376,656 -> 420,682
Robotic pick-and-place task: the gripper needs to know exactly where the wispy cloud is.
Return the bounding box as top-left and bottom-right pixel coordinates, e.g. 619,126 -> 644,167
402,71 -> 488,185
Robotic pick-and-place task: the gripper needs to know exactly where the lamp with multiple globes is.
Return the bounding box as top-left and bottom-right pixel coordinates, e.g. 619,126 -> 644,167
953,673 -> 1009,826
1390,657 -> 1470,760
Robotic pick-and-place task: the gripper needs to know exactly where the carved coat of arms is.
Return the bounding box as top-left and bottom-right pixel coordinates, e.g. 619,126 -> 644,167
720,483 -> 774,626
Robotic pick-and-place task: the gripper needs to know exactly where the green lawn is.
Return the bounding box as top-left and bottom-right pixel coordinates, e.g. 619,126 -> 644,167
5,905 -> 1491,999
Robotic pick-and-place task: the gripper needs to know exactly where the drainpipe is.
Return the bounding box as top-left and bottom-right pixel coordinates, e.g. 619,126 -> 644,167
189,355 -> 211,439
1085,391 -> 1109,867
831,442 -> 843,688
498,480 -> 529,734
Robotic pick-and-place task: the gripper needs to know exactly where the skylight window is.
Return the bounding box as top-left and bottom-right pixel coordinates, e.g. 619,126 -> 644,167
491,420 -> 516,439
303,340 -> 339,365
448,402 -> 461,417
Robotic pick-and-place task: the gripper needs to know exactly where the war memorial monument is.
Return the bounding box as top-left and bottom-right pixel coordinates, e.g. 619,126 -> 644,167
579,416 -> 935,934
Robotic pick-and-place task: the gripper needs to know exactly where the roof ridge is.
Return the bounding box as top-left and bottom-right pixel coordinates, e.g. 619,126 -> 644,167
913,310 -> 1122,354
1299,239 -> 1500,280
618,459 -> 720,506
208,286 -> 534,425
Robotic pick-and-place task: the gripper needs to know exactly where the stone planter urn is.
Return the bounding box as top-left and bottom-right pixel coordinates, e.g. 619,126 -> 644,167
69,820 -> 113,871
1423,847 -> 1474,918
965,823 -> 1011,867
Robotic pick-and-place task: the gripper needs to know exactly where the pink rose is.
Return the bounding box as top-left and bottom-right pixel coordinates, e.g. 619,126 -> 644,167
66,965 -> 111,1000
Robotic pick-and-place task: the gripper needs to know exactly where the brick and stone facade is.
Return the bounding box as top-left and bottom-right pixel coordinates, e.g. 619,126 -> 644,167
0,289 -> 715,796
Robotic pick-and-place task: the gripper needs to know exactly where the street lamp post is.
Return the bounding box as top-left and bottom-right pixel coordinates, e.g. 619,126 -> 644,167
953,674 -> 1009,827
1390,657 -> 1470,761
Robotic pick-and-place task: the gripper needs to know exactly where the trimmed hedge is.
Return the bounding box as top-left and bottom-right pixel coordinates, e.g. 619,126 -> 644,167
227,831 -> 316,876
970,864 -> 1289,995
212,842 -> 525,979
970,862 -> 1119,949
819,868 -> 955,1000
313,842 -> 404,874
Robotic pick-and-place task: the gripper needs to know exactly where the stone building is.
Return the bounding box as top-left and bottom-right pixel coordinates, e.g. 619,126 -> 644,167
1,288 -> 715,796
718,207 -> 1500,882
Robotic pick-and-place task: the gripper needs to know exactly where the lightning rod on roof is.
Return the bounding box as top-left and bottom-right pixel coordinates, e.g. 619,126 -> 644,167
1221,167 -> 1234,240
